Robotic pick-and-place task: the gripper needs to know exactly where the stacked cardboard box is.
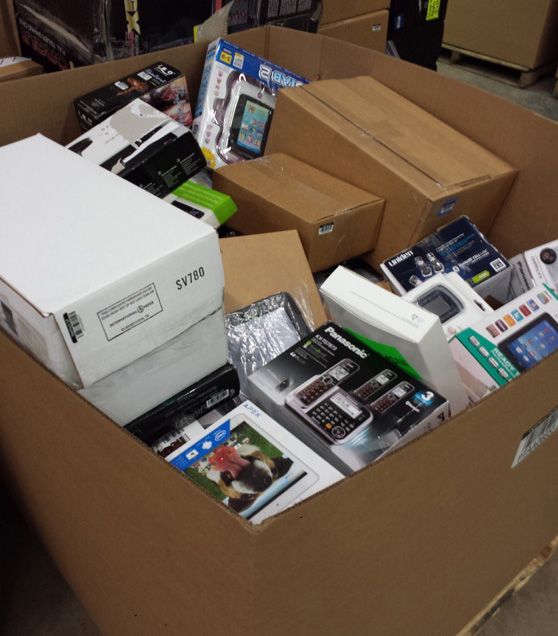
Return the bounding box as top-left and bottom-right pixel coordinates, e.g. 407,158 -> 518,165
318,0 -> 390,52
444,0 -> 558,71
0,24 -> 558,636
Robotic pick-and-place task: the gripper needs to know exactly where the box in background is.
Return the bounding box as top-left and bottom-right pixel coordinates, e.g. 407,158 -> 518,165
216,0 -> 321,33
381,217 -> 512,302
318,10 -> 388,52
320,266 -> 469,414
320,0 -> 390,25
248,322 -> 450,473
164,180 -> 237,228
74,62 -> 193,131
444,0 -> 558,70
13,0 -> 213,71
450,285 -> 558,401
220,230 -> 327,328
213,152 -> 384,271
266,76 -> 517,267
67,99 -> 206,198
164,399 -> 344,524
0,134 -> 223,389
388,0 -> 448,69
193,38 -> 308,169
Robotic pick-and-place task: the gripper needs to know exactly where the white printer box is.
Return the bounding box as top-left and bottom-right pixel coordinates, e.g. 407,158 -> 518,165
0,135 -> 224,390
79,309 -> 228,425
163,400 -> 344,524
320,266 -> 469,416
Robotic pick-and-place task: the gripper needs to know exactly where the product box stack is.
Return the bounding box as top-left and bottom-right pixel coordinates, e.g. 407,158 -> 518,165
318,0 -> 390,52
0,19 -> 558,636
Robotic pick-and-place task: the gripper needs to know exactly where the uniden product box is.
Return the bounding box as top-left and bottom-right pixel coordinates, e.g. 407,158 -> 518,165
1,26 -> 558,636
163,400 -> 344,524
193,38 -> 307,169
74,61 -> 193,131
213,152 -> 384,271
67,99 -> 206,198
320,266 -> 468,415
248,323 -> 450,473
450,285 -> 558,401
381,216 -> 513,302
266,75 -> 517,266
0,134 -> 223,389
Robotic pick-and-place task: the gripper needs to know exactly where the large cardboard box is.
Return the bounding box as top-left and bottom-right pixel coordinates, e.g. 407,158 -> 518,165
266,75 -> 517,267
213,153 -> 384,271
320,0 -> 390,25
1,26 -> 558,636
318,10 -> 388,52
444,0 -> 558,70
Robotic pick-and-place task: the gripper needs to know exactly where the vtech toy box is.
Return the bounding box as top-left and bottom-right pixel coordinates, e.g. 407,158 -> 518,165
193,38 -> 307,169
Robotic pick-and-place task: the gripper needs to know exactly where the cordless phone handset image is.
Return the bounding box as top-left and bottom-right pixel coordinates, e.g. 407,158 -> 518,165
354,369 -> 398,403
285,359 -> 360,410
370,381 -> 415,415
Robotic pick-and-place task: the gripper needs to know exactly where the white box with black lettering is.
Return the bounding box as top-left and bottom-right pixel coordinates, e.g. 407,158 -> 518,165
0,135 -> 225,421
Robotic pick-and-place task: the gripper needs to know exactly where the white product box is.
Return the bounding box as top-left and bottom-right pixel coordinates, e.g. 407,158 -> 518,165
79,309 -> 227,425
0,135 -> 224,389
403,272 -> 493,340
450,285 -> 558,402
67,98 -> 206,197
509,240 -> 558,297
163,400 -> 344,524
320,266 -> 469,416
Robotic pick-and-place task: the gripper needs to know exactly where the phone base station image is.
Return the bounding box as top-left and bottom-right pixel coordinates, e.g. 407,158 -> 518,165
248,324 -> 449,474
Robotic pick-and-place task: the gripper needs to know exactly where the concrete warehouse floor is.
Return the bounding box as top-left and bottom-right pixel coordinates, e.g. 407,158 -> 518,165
2,57 -> 558,636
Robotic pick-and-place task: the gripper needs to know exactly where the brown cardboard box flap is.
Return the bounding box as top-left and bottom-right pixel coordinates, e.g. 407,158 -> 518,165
320,0 -> 390,25
216,153 -> 382,223
220,230 -> 327,328
0,58 -> 42,82
298,76 -> 514,196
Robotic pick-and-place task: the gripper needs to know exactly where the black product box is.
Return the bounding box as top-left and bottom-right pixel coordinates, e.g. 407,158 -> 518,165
126,364 -> 240,447
247,323 -> 449,474
67,99 -> 206,197
74,62 -> 193,131
215,0 -> 321,33
14,0 -> 212,71
388,0 -> 448,69
380,216 -> 512,302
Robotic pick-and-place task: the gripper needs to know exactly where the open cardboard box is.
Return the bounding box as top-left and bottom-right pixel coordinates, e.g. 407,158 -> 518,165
1,25 -> 558,636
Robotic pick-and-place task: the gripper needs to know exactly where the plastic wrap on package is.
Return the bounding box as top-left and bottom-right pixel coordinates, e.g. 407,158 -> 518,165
226,293 -> 310,394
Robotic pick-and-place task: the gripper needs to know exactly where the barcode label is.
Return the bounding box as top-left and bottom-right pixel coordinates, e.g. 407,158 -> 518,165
206,389 -> 231,410
512,409 -> 558,467
153,428 -> 191,457
491,258 -> 507,273
63,311 -> 84,343
137,71 -> 151,80
319,223 -> 334,235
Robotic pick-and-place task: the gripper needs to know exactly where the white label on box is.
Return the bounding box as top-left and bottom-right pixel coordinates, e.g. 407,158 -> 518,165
372,24 -> 382,32
97,283 -> 163,341
512,408 -> 558,468
319,223 -> 334,235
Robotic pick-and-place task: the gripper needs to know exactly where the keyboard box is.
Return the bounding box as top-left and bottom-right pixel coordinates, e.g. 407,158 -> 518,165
248,322 -> 449,474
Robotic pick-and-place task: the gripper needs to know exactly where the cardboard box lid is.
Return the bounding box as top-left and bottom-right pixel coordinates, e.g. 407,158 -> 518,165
288,76 -> 514,198
0,57 -> 42,82
219,230 -> 327,328
0,134 -> 223,385
216,153 -> 382,223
